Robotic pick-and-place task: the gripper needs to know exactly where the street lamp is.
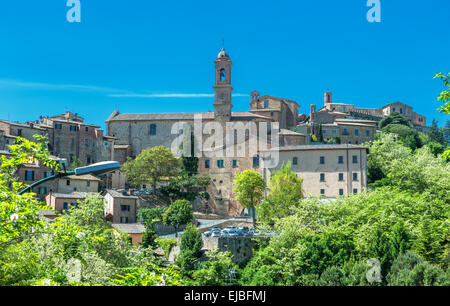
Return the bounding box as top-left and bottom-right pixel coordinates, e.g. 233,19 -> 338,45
18,161 -> 121,195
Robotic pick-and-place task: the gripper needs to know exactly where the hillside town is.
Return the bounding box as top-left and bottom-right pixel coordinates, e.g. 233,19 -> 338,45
0,48 -> 433,247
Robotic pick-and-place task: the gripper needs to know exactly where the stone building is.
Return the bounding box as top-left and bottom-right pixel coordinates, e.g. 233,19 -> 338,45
0,112 -> 115,168
261,144 -> 368,197
304,91 -> 428,136
45,192 -> 100,213
57,174 -> 101,194
106,48 -> 305,216
104,189 -> 138,224
0,149 -> 67,201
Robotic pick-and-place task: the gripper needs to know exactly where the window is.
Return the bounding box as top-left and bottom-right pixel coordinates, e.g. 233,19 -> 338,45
120,217 -> 129,224
352,155 -> 358,164
343,128 -> 348,135
85,126 -> 89,132
253,155 -> 260,168
338,156 -> 344,164
220,69 -> 226,82
66,180 -> 70,186
400,108 -> 403,114
353,173 -> 358,181
86,181 -> 90,187
320,173 -> 325,182
55,123 -> 62,129
339,189 -> 344,196
353,189 -> 358,194
55,137 -> 60,145
393,107 -> 396,112
149,124 -> 157,135
121,205 -> 130,212
205,160 -> 210,169
323,129 -> 327,134
264,100 -> 269,108
25,170 -> 35,181
270,112 -> 274,117
232,160 -> 237,168
320,156 -> 325,164
217,160 -> 224,168
338,173 -> 344,181
320,189 -> 325,195
44,171 -> 52,178
63,202 -> 68,211
85,139 -> 89,147
38,187 -> 47,195
17,129 -> 22,136
87,156 -> 91,164
70,125 -> 77,132
293,157 -> 298,165
332,130 -> 337,135
355,129 -> 358,136
366,130 -> 370,137
219,180 -> 223,184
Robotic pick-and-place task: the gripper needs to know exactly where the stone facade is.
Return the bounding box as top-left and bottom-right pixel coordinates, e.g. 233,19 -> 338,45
262,144 -> 368,197
104,189 -> 138,224
57,174 -> 101,194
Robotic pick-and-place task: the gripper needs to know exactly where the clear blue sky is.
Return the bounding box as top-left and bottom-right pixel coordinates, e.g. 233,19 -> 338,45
0,0 -> 449,130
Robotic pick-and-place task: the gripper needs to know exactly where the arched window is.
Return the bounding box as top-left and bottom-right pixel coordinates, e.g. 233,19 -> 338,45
150,124 -> 156,135
220,69 -> 226,82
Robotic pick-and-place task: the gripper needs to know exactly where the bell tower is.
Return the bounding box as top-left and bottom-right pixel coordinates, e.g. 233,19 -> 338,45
213,48 -> 233,123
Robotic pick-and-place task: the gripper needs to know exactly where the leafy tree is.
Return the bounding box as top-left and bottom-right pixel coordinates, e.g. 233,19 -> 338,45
156,238 -> 177,259
381,124 -> 422,150
141,226 -> 158,249
192,251 -> 238,286
379,112 -> 411,129
258,162 -> 303,225
325,136 -> 341,144
137,207 -> 165,225
163,199 -> 194,237
160,174 -> 210,202
122,146 -> 180,190
180,224 -> 203,258
70,156 -> 83,170
233,170 -> 266,228
428,119 -> 446,145
434,72 -> 450,158
387,251 -> 448,286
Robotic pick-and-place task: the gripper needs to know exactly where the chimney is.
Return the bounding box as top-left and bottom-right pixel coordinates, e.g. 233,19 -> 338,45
324,91 -> 332,105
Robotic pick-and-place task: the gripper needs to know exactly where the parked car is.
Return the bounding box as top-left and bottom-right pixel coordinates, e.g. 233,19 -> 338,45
211,231 -> 221,237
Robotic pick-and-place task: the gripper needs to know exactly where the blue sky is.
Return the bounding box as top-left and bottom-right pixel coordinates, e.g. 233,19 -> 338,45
0,0 -> 449,129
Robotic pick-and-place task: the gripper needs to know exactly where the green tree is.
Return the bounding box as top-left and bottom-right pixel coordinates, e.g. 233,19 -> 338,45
233,170 -> 266,228
192,251 -> 238,286
318,124 -> 324,142
163,199 -> 194,237
434,72 -> 450,158
379,112 -> 411,129
122,146 -> 180,190
258,162 -> 303,225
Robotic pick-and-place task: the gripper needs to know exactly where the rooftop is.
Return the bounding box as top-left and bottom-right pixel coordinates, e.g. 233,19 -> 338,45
261,144 -> 369,152
49,192 -> 101,199
112,223 -> 146,234
105,189 -> 138,199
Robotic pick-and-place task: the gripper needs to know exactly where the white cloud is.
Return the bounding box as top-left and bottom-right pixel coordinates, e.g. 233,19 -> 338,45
0,79 -> 248,98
